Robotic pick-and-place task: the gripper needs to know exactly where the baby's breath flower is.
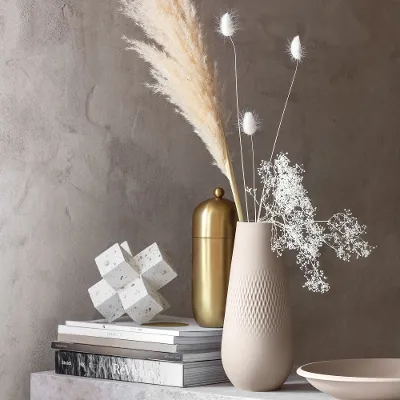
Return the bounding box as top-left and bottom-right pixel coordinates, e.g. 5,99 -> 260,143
249,153 -> 374,293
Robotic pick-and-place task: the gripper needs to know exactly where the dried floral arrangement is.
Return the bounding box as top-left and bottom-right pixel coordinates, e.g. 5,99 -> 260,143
120,0 -> 374,293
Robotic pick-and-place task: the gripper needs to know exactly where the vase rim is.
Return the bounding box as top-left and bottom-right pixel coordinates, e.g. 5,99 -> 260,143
237,221 -> 269,225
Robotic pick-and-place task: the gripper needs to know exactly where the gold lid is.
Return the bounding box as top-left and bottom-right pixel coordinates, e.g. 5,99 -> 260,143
192,188 -> 238,238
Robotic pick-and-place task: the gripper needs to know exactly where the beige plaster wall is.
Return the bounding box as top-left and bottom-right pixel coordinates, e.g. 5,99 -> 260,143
0,0 -> 398,398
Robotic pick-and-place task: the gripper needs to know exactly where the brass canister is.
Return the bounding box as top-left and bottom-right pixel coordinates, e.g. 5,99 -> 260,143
192,188 -> 238,328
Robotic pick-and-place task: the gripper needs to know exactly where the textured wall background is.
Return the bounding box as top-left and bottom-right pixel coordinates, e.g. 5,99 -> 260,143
0,0 -> 399,398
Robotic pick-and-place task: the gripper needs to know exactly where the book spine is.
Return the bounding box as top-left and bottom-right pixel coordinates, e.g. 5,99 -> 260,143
65,320 -> 221,337
57,333 -> 181,352
58,325 -> 176,344
51,342 -> 184,361
65,321 -> 180,336
55,351 -> 184,387
58,326 -> 220,345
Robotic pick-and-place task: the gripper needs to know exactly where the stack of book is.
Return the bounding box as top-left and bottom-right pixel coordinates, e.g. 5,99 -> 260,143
53,315 -> 227,387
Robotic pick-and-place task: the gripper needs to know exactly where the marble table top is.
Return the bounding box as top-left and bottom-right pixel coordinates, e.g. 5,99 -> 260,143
31,371 -> 330,399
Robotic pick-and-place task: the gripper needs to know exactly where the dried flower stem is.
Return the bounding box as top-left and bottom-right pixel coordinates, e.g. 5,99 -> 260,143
230,37 -> 249,221
257,60 -> 299,220
250,135 -> 256,221
269,60 -> 299,162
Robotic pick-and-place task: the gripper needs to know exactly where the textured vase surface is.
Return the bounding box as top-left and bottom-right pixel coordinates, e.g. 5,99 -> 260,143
221,222 -> 293,391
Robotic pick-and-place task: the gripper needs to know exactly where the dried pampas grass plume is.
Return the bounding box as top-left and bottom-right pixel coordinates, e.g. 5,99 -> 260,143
120,0 -> 244,221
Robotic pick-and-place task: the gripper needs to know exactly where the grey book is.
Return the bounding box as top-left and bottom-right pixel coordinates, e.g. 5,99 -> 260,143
58,325 -> 221,344
55,351 -> 228,387
57,333 -> 220,353
51,341 -> 221,362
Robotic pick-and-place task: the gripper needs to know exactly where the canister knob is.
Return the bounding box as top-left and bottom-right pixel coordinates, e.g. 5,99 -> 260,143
214,187 -> 224,198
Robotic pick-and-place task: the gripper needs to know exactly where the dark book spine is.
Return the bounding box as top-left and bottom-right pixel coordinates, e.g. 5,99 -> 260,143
54,351 -> 181,386
55,351 -> 129,381
51,341 -> 183,361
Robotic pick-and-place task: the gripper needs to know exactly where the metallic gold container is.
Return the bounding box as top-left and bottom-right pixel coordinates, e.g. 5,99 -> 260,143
192,188 -> 238,328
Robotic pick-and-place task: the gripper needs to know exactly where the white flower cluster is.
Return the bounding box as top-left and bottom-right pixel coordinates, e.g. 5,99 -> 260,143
248,153 -> 374,293
324,210 -> 372,261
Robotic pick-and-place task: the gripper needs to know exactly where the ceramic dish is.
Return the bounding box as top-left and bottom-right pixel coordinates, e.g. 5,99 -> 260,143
297,359 -> 400,400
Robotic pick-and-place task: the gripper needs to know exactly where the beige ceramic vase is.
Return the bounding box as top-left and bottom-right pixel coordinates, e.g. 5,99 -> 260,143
221,222 -> 293,391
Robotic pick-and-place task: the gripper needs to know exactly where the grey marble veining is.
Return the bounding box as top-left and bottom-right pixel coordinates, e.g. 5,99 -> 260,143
30,371 -> 328,400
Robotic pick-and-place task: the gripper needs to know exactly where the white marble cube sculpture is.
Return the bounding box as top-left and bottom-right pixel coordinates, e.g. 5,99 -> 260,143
88,279 -> 125,322
95,243 -> 139,290
134,243 -> 177,291
119,278 -> 163,324
89,241 -> 176,324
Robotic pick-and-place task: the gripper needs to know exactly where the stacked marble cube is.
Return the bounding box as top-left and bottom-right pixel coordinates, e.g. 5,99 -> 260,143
88,242 -> 177,324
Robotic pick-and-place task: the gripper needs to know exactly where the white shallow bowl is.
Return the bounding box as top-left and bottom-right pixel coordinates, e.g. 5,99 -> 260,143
297,359 -> 400,400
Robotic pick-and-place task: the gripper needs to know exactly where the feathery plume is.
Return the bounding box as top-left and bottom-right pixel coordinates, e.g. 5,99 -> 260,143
218,12 -> 238,37
242,111 -> 259,136
120,0 -> 244,221
288,35 -> 304,62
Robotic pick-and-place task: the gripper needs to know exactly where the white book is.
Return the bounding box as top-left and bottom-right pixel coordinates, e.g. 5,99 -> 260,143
57,333 -> 220,352
58,325 -> 222,345
65,315 -> 222,337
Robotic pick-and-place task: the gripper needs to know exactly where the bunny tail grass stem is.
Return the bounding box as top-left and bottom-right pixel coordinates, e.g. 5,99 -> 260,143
269,60 -> 299,163
250,135 -> 256,221
230,36 -> 249,222
257,60 -> 299,221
